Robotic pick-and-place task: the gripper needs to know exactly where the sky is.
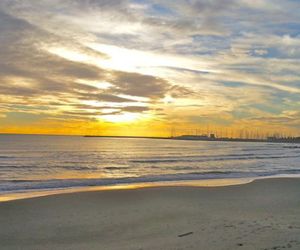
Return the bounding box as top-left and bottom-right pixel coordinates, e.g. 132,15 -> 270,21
0,0 -> 300,137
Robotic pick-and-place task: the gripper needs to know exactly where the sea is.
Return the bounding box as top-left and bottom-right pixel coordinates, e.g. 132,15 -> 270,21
0,134 -> 300,199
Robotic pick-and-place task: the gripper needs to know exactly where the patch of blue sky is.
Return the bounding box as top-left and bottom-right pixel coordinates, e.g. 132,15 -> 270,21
264,93 -> 300,114
220,81 -> 246,88
250,103 -> 284,115
135,1 -> 176,17
272,92 -> 300,103
130,0 -> 148,4
150,3 -> 175,17
269,22 -> 300,37
249,48 -> 270,58
259,47 -> 300,59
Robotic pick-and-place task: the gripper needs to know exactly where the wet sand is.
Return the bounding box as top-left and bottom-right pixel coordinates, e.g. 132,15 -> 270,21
0,178 -> 300,250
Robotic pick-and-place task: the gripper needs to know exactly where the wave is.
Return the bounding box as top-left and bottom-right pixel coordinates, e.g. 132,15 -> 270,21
0,165 -> 37,169
283,146 -> 300,149
104,166 -> 130,170
1,169 -> 300,193
131,154 -> 300,164
0,156 -> 15,159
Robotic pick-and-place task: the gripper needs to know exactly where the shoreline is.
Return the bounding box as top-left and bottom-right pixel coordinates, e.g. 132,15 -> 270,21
84,135 -> 300,144
0,178 -> 254,202
2,133 -> 299,144
1,175 -> 300,203
1,177 -> 299,250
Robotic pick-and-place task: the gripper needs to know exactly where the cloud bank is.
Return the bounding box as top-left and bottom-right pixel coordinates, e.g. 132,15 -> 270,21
0,0 -> 299,135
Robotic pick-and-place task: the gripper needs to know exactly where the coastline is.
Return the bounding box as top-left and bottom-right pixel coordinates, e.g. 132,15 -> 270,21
1,175 -> 300,203
0,177 -> 254,202
84,135 -> 300,144
0,177 -> 299,249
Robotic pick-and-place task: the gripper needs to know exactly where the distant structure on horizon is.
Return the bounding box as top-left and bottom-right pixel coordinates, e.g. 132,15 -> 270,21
170,127 -> 300,143
173,134 -> 300,143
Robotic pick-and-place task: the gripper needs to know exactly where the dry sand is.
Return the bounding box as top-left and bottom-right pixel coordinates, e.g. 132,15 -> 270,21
0,178 -> 300,250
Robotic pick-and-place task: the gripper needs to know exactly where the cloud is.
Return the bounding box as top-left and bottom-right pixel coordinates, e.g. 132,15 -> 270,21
122,106 -> 149,112
0,6 -> 184,121
0,0 -> 299,134
247,110 -> 300,128
111,71 -> 169,98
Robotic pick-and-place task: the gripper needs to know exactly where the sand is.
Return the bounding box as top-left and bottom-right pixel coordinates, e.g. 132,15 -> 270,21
0,178 -> 300,250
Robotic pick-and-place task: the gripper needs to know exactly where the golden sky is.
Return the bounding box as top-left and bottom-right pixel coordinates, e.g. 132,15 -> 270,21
0,0 -> 300,136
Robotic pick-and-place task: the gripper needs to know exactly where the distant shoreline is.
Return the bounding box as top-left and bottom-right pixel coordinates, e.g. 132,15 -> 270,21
84,135 -> 300,144
0,133 -> 299,144
83,135 -> 170,140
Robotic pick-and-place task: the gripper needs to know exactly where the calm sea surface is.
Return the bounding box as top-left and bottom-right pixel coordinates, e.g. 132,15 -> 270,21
0,134 -> 299,194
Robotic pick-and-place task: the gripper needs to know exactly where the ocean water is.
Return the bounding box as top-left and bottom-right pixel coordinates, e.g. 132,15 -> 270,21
0,134 -> 300,195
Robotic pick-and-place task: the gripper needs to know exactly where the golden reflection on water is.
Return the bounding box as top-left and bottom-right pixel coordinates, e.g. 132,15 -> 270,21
0,178 -> 254,202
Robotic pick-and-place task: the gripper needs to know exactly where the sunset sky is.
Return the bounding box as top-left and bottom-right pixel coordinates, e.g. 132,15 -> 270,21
0,0 -> 299,136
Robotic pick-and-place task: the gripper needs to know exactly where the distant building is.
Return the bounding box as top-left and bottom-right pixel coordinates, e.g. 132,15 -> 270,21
210,134 -> 215,139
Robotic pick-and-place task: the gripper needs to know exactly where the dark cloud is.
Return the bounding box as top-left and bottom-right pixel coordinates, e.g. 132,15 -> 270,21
62,110 -> 103,116
121,106 -> 149,112
0,84 -> 38,96
0,9 -> 106,98
70,104 -> 148,113
111,71 -> 169,98
0,8 -> 165,115
0,8 -> 182,112
168,85 -> 195,98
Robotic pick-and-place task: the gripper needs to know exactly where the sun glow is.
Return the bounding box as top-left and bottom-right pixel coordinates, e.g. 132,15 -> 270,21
47,47 -> 91,63
100,112 -> 141,123
86,43 -> 213,76
45,43 -> 214,82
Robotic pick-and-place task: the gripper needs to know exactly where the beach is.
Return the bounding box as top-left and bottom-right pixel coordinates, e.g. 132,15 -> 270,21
0,178 -> 299,250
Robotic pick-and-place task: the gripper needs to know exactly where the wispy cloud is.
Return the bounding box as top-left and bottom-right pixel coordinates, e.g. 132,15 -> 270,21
0,0 -> 299,135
